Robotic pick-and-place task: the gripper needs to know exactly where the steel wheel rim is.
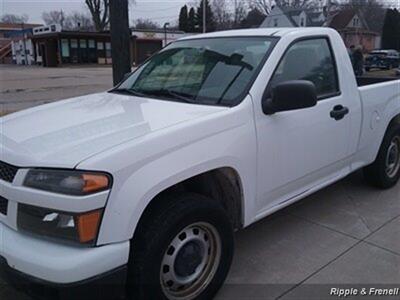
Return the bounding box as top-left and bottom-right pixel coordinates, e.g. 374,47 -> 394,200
386,136 -> 400,179
160,222 -> 221,300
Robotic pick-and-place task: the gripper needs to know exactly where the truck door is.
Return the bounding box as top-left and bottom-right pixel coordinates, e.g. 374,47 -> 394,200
255,37 -> 351,212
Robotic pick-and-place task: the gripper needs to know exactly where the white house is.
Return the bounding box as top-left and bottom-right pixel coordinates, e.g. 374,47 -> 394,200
260,6 -> 326,28
325,9 -> 381,52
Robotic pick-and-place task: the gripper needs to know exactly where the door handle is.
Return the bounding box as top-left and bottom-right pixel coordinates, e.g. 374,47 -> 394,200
330,105 -> 349,121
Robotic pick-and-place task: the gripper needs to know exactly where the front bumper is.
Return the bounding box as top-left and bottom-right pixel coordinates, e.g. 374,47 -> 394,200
0,255 -> 127,300
0,222 -> 130,283
0,223 -> 129,300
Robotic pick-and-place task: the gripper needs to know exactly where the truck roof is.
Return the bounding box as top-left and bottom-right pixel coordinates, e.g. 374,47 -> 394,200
179,27 -> 337,41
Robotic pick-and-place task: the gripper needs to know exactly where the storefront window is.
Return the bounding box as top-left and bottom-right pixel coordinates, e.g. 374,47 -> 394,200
80,39 -> 87,48
105,42 -> 111,58
71,39 -> 78,48
89,40 -> 95,48
70,39 -> 78,63
61,39 -> 70,57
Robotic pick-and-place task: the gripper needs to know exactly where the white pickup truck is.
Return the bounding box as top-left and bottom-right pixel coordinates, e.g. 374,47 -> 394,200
1,28 -> 400,300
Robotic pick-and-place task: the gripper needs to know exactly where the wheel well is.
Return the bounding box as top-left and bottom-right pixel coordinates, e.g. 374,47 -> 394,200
389,114 -> 400,127
138,167 -> 244,232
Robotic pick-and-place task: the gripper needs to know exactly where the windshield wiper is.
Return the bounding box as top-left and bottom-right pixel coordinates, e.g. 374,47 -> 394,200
111,88 -> 197,104
109,88 -> 147,97
165,90 -> 197,103
144,89 -> 197,104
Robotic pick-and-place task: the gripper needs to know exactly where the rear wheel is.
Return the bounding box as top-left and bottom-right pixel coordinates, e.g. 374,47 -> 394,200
364,123 -> 400,189
127,193 -> 234,300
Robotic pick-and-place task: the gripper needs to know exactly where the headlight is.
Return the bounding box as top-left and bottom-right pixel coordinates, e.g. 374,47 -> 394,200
18,204 -> 103,245
24,169 -> 111,195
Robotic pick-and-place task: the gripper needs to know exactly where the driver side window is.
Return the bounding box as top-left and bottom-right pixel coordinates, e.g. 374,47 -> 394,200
269,38 -> 340,99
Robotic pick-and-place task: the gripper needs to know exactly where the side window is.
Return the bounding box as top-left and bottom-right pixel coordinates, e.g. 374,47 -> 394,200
269,38 -> 340,99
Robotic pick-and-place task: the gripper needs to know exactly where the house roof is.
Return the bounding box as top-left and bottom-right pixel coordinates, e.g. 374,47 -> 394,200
308,12 -> 322,20
328,10 -> 356,29
327,9 -> 369,31
130,28 -> 185,35
32,30 -> 112,40
365,9 -> 386,33
285,10 -> 303,18
281,8 -> 304,26
263,6 -> 326,27
0,22 -> 42,31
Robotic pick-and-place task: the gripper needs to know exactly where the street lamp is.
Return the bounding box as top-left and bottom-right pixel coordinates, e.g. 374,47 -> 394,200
163,22 -> 170,47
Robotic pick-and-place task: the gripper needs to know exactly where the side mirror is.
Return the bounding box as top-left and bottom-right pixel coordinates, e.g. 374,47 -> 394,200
262,80 -> 317,115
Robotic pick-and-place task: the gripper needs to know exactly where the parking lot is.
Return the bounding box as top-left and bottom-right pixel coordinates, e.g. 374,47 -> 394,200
0,64 -> 113,113
0,65 -> 399,300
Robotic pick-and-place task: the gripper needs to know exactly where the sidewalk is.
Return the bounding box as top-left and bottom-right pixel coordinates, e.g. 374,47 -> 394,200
217,171 -> 400,299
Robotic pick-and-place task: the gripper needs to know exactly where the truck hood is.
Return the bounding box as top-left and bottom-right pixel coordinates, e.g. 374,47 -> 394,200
0,92 -> 226,168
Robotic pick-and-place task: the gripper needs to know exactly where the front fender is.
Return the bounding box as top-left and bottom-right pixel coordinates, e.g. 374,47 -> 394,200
78,98 -> 258,245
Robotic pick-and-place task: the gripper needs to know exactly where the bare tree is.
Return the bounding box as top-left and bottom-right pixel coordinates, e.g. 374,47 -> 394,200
249,0 -> 274,15
1,14 -> 29,24
85,0 -> 135,32
212,0 -> 232,30
42,10 -> 65,27
233,0 -> 248,27
342,0 -> 387,33
42,10 -> 94,31
64,12 -> 94,31
250,0 -> 318,14
85,0 -> 110,31
241,7 -> 266,28
133,18 -> 159,30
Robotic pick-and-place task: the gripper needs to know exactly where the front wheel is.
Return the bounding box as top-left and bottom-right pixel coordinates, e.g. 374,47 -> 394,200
364,123 -> 400,188
128,193 -> 234,300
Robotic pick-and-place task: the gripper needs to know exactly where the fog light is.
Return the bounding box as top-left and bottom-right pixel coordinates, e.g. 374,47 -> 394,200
18,204 -> 103,245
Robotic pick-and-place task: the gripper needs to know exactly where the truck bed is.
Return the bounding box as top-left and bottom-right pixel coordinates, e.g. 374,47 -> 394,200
356,76 -> 399,87
356,78 -> 400,167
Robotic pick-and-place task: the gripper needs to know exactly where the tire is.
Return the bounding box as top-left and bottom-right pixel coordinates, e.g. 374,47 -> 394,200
127,193 -> 234,300
365,67 -> 370,72
364,123 -> 400,189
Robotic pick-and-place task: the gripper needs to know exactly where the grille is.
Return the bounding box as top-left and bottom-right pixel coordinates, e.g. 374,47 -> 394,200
0,161 -> 19,183
0,196 -> 8,215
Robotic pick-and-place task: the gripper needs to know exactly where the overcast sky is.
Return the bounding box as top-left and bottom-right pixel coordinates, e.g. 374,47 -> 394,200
1,0 -> 399,26
0,0 -> 190,26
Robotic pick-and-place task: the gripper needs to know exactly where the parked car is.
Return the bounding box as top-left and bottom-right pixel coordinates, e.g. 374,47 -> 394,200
1,28 -> 400,300
365,49 -> 400,71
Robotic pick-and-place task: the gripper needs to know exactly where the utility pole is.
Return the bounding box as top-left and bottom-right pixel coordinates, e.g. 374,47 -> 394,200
109,0 -> 131,86
21,22 -> 27,65
234,0 -> 237,26
203,0 -> 206,33
163,22 -> 170,47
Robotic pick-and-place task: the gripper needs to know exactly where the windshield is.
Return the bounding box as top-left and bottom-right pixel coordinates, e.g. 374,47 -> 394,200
116,37 -> 276,106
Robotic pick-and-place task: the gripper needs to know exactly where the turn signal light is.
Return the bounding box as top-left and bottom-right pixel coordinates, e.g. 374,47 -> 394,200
76,210 -> 103,243
18,204 -> 103,246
